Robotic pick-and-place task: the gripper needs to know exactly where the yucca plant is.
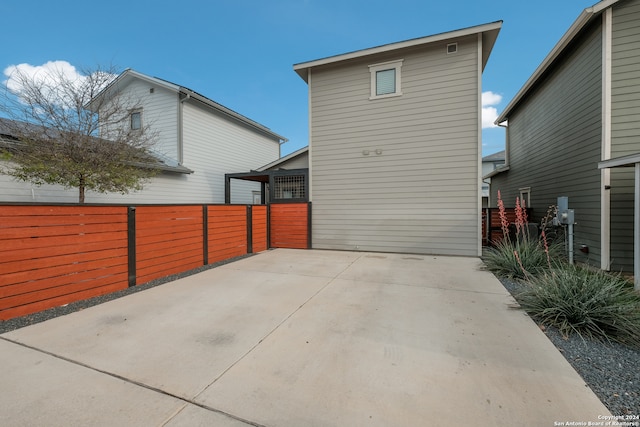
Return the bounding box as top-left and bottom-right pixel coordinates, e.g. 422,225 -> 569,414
517,265 -> 640,348
483,236 -> 562,280
483,191 -> 562,279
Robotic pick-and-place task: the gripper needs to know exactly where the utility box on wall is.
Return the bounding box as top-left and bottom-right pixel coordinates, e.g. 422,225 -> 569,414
556,196 -> 575,225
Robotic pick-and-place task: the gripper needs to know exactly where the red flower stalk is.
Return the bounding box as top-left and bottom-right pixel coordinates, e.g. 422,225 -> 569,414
497,191 -> 510,239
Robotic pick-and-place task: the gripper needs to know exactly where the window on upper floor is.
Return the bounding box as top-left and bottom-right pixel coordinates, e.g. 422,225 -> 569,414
369,60 -> 403,100
130,110 -> 142,131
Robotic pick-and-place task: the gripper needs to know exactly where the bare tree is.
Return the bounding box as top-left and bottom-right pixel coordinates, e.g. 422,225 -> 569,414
0,63 -> 159,203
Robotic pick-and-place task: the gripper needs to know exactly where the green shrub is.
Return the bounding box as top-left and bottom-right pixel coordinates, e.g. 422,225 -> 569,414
516,265 -> 640,348
483,237 -> 563,280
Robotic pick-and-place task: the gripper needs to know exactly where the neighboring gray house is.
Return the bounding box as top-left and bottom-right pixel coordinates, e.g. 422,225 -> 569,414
294,22 -> 502,257
482,150 -> 505,208
0,69 -> 286,204
489,0 -> 640,273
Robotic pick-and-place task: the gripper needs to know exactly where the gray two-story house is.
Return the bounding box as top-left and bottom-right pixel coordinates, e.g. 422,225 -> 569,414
294,22 -> 502,257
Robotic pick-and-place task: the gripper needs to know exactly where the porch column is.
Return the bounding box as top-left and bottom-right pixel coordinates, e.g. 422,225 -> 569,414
635,163 -> 639,290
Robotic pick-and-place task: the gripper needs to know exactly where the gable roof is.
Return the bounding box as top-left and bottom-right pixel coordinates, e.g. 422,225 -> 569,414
482,150 -> 505,162
293,21 -> 502,82
496,0 -> 620,124
88,69 -> 287,143
256,146 -> 308,171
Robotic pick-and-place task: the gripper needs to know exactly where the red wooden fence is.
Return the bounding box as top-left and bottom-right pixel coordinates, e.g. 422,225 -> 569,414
270,203 -> 310,249
136,205 -> 204,285
0,206 -> 129,320
207,205 -> 247,264
482,207 -> 531,246
0,203 -> 311,320
252,205 -> 268,253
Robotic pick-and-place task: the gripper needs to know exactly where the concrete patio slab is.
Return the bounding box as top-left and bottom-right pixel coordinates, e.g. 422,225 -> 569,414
2,266 -> 332,400
0,339 -> 183,427
1,249 -> 610,426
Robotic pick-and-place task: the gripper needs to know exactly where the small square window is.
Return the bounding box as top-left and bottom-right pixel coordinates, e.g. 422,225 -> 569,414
447,43 -> 458,54
369,60 -> 403,100
130,111 -> 142,130
376,69 -> 396,96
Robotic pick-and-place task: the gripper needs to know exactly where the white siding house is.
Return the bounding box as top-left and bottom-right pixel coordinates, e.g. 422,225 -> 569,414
294,22 -> 502,256
0,69 -> 286,204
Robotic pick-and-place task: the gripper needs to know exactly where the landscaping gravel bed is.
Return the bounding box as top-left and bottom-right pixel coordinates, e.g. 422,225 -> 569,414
500,277 -> 640,417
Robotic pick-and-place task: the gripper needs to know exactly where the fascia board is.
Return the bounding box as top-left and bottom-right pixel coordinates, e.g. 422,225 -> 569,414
294,21 -> 502,82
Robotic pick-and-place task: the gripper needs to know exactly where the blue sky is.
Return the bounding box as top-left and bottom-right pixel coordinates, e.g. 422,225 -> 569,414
3,0 -> 595,156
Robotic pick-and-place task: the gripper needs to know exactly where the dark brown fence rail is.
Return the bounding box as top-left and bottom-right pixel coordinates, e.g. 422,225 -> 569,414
0,202 -> 311,320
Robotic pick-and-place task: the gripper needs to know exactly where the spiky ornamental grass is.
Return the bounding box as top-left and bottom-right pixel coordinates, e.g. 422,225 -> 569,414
483,237 -> 563,280
517,265 -> 640,349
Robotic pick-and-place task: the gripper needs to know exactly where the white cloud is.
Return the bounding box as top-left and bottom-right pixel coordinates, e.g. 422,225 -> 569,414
3,61 -> 116,108
4,61 -> 83,93
481,91 -> 503,129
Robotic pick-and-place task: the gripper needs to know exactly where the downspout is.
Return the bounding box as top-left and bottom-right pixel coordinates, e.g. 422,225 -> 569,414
601,8 -> 612,270
178,93 -> 191,165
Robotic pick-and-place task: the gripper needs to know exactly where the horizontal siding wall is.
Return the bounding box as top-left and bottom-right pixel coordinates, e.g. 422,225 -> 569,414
491,20 -> 604,268
310,35 -> 480,256
610,0 -> 640,271
0,203 -> 301,320
0,206 -> 129,320
0,89 -> 280,205
183,103 -> 280,204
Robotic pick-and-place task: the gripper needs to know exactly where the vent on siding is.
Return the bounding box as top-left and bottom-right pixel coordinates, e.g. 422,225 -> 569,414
447,43 -> 457,54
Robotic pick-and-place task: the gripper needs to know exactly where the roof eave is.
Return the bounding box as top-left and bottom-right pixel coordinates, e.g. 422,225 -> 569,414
294,21 -> 503,82
598,153 -> 640,169
86,69 -> 180,112
483,165 -> 510,179
181,88 -> 288,143
495,0 -> 620,124
256,146 -> 308,171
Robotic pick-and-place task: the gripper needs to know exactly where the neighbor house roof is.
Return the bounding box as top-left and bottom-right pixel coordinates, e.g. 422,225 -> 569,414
0,117 -> 193,174
256,146 -> 308,172
293,21 -> 502,82
482,150 -> 505,163
495,0 -> 620,124
88,69 -> 288,143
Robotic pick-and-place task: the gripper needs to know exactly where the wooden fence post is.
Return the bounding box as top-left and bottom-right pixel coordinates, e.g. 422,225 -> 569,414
307,202 -> 312,249
247,205 -> 253,254
203,205 -> 209,265
127,206 -> 137,287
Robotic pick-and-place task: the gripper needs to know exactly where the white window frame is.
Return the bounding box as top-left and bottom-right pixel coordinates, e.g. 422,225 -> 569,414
130,110 -> 142,131
369,59 -> 403,100
519,187 -> 531,207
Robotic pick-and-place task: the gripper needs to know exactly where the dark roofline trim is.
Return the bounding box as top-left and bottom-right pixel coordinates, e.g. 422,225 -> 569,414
496,0 -> 619,123
294,21 -> 502,81
89,69 -> 287,143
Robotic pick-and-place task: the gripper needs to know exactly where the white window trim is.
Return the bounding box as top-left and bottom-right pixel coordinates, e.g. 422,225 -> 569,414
519,187 -> 531,207
130,109 -> 143,131
369,59 -> 403,100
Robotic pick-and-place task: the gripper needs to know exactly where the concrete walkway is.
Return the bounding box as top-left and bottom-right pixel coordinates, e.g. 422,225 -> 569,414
1,249 -> 610,426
